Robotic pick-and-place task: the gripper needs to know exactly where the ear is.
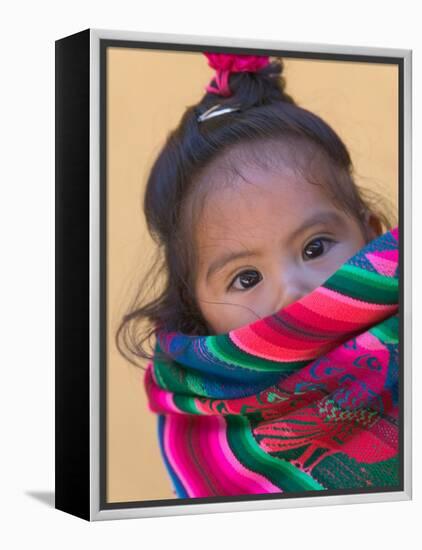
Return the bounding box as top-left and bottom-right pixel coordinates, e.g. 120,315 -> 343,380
365,213 -> 383,240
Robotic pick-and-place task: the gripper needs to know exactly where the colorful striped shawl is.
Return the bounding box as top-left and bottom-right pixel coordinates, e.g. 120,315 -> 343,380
143,227 -> 400,498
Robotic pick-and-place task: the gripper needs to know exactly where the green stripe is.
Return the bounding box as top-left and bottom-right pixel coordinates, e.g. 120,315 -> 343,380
172,394 -> 201,414
370,316 -> 399,344
153,360 -> 170,390
225,415 -> 325,492
341,264 -> 397,287
208,335 -> 308,373
154,360 -> 204,396
325,265 -> 398,304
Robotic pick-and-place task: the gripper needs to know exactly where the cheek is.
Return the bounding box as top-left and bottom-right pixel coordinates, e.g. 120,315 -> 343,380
195,297 -> 228,334
303,238 -> 364,287
206,306 -> 262,335
330,238 -> 365,269
196,288 -> 231,330
195,283 -> 262,334
195,282 -> 220,327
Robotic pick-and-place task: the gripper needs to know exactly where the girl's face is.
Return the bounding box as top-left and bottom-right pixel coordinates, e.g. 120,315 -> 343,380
194,164 -> 373,335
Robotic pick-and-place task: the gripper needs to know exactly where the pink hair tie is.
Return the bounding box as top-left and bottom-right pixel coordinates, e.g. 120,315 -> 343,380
204,53 -> 271,97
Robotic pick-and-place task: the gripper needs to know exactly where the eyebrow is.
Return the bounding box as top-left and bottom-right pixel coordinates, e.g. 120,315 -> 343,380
205,210 -> 346,282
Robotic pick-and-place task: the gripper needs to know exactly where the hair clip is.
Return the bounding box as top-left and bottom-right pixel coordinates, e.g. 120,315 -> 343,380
197,103 -> 241,123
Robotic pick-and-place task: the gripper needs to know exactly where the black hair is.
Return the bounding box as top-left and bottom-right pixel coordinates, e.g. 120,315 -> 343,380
115,56 -> 394,369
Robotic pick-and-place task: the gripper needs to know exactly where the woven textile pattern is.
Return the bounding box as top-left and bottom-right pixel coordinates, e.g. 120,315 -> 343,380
143,227 -> 400,498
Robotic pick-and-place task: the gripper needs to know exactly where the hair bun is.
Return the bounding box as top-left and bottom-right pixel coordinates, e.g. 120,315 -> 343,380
203,53 -> 295,108
204,53 -> 271,73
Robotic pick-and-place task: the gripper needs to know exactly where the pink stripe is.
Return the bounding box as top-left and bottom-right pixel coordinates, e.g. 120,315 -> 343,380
230,300 -> 372,361
144,368 -> 180,413
253,319 -> 332,349
164,391 -> 179,413
213,415 -> 282,494
197,416 -> 234,495
165,414 -> 283,497
230,330 -> 333,362
163,415 -> 201,497
314,287 -> 398,316
390,226 -> 398,240
357,331 -> 389,351
199,415 -> 256,495
366,254 -> 397,277
285,302 -> 368,332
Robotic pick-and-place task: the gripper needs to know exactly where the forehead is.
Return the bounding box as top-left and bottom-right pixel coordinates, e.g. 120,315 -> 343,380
190,137 -> 333,224
195,163 -> 335,244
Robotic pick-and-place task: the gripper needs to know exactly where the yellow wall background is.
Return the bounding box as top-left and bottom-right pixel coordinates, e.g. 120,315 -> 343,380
106,47 -> 398,502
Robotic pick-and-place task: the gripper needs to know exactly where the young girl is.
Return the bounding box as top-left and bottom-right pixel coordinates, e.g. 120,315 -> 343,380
116,53 -> 399,499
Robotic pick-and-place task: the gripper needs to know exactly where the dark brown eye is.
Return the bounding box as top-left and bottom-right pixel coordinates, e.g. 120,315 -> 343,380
230,270 -> 262,291
303,238 -> 334,260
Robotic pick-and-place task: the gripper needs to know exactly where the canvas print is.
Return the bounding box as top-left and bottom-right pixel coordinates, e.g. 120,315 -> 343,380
105,43 -> 400,505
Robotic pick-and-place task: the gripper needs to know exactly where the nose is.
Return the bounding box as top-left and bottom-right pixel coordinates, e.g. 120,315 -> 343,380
275,288 -> 304,312
273,273 -> 308,312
